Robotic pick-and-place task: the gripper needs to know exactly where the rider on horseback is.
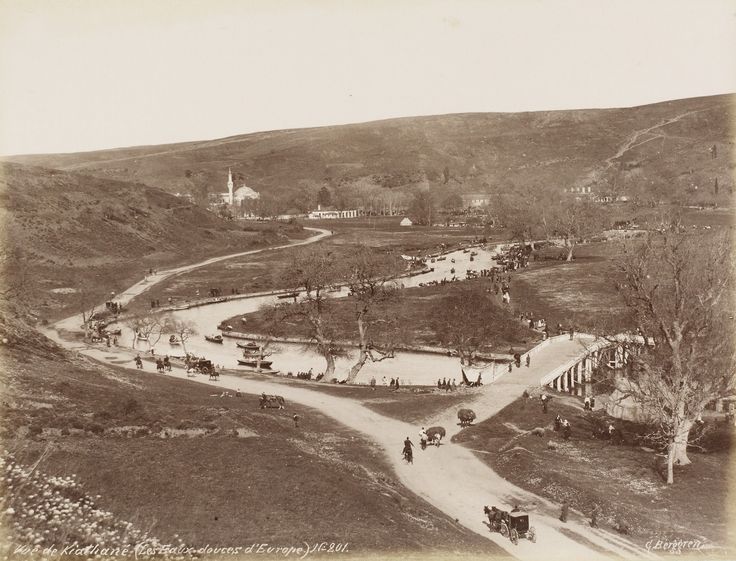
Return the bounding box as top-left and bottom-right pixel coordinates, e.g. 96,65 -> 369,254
403,437 -> 414,463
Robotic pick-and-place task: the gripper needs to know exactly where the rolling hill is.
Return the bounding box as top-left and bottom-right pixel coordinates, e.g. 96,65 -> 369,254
5,94 -> 734,206
0,162 -> 303,320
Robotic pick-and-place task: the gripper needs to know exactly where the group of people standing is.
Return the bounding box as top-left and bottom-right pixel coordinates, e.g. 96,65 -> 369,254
437,378 -> 457,391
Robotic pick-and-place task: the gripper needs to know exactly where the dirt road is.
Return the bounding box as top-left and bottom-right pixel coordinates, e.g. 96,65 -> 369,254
49,229 -> 653,560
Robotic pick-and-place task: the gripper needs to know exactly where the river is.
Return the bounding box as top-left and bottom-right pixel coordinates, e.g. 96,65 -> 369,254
116,245 -> 510,385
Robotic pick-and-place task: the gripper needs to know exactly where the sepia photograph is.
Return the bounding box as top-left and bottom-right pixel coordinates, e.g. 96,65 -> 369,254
0,1 -> 734,560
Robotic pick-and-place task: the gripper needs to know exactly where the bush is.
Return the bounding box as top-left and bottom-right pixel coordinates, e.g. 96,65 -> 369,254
87,422 -> 104,435
27,424 -> 43,437
120,397 -> 142,417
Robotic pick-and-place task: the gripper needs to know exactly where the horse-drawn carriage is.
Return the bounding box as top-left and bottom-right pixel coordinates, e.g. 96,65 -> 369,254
483,506 -> 536,544
259,394 -> 285,409
186,356 -> 216,377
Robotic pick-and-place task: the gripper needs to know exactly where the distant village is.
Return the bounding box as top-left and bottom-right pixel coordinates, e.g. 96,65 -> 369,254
172,168 -> 635,226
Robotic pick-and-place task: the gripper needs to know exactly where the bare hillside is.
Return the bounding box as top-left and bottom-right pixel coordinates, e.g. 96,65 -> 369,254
5,94 -> 734,204
0,162 -> 303,320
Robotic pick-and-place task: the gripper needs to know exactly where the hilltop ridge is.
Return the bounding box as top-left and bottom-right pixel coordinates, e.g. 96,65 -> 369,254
5,94 -> 734,207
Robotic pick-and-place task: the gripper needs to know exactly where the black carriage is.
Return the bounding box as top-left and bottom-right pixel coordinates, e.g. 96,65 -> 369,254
188,358 -> 215,377
484,506 -> 536,544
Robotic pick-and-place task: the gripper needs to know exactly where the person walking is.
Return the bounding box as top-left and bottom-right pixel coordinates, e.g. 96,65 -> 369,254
419,428 -> 428,450
590,504 -> 600,528
370,377 -> 376,391
541,393 -> 549,413
560,500 -> 569,523
293,414 -> 300,428
134,354 -> 143,369
525,354 -> 531,368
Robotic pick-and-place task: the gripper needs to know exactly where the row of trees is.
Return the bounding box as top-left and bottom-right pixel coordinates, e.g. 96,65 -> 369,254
123,314 -> 197,355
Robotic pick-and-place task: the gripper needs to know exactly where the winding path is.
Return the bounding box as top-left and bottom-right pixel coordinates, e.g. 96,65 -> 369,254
48,229 -> 653,561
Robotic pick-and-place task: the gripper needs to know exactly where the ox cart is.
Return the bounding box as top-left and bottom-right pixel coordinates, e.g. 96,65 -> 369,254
425,426 -> 446,447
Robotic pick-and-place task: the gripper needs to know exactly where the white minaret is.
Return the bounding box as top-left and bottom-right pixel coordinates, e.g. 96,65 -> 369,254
227,168 -> 234,205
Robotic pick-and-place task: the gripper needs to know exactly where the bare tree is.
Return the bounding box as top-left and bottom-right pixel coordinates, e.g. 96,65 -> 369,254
496,189 -> 551,249
268,246 -> 345,381
125,313 -> 163,351
163,316 -> 197,356
430,282 -> 517,369
343,246 -> 405,383
552,199 -> 604,261
615,222 -> 735,484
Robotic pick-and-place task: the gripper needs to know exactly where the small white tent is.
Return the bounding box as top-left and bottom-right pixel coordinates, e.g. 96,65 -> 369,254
400,217 -> 413,227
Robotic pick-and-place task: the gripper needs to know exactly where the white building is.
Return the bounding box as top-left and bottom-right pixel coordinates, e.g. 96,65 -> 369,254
461,193 -> 491,208
400,217 -> 413,227
307,205 -> 361,219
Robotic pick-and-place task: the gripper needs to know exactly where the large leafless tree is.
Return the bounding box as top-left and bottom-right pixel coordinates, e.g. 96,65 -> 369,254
271,246 -> 345,381
615,222 -> 735,484
343,246 -> 405,383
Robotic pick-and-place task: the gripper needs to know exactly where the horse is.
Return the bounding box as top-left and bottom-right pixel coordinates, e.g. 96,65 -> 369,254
259,394 -> 286,409
209,371 -> 219,381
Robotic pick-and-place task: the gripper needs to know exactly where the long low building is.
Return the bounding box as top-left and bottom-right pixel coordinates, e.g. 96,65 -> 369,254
307,208 -> 361,219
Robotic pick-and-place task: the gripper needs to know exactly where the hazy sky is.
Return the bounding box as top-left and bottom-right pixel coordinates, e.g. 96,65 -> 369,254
1,0 -> 734,156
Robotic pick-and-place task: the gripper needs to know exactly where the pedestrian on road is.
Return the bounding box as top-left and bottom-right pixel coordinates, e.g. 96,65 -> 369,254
135,354 -> 143,369
508,363 -> 513,374
560,500 -> 569,523
370,377 -> 376,391
525,354 -> 531,368
569,327 -> 575,341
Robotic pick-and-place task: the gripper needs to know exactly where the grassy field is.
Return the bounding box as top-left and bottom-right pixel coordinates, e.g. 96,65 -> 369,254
453,393 -> 734,549
507,241 -> 633,333
221,279 -> 540,354
216,369 -> 477,425
0,324 -> 501,556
